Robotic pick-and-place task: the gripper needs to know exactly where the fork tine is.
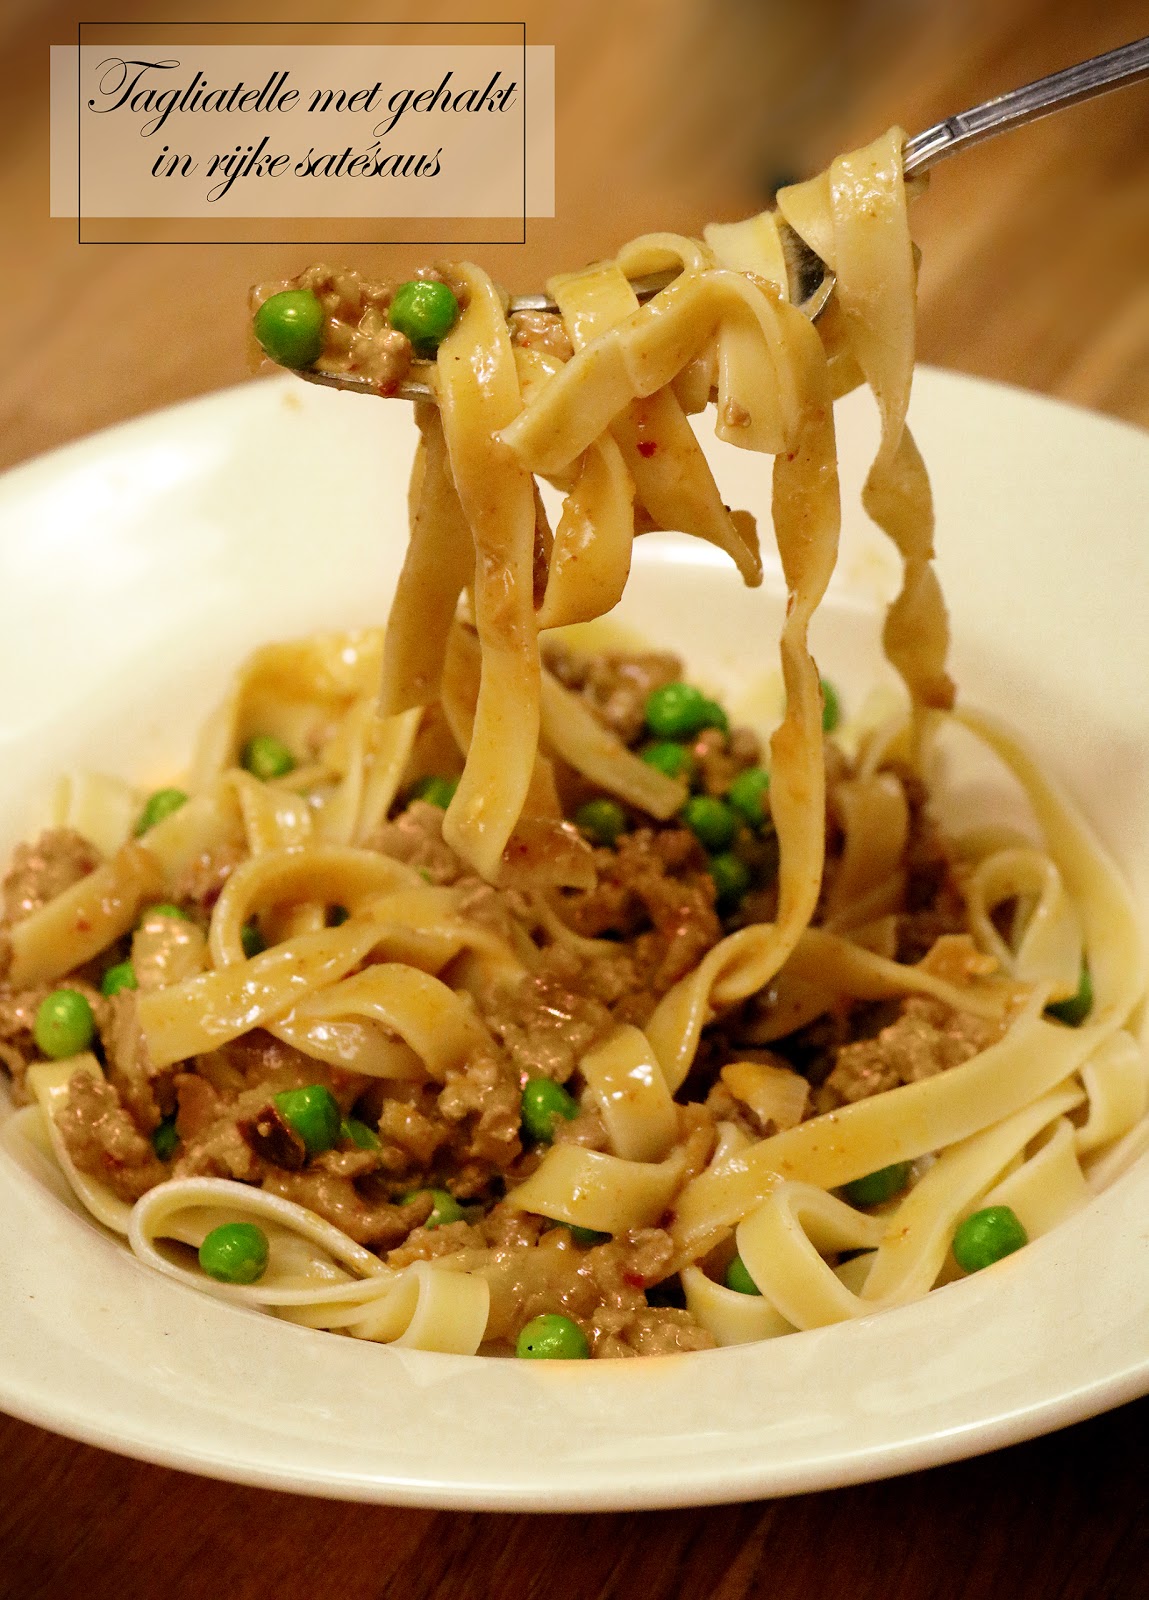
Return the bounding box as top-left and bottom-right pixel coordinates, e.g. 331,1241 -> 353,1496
294,252 -> 831,400
296,368 -> 436,403
507,269 -> 678,316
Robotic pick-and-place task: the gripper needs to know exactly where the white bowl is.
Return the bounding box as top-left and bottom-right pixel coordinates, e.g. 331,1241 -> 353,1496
1,371 -> 1147,1508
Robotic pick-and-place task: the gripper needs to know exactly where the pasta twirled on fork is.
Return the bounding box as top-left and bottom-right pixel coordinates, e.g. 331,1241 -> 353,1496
1,129 -> 1144,1359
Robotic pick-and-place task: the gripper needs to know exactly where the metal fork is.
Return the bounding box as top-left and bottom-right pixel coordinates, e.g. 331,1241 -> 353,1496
295,34 -> 1149,404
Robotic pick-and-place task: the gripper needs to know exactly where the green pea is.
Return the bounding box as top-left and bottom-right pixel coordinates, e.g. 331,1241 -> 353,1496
821,678 -> 841,733
842,1161 -> 912,1207
1046,964 -> 1093,1027
198,1221 -> 270,1285
100,960 -> 138,997
698,698 -> 729,733
640,741 -> 694,781
273,1084 -> 342,1157
709,851 -> 752,909
574,797 -> 628,847
681,794 -> 737,852
252,288 -> 325,370
724,1255 -> 762,1296
340,1115 -> 381,1150
388,279 -> 460,357
143,902 -> 190,921
33,989 -> 96,1059
240,921 -> 266,959
727,766 -> 771,828
952,1205 -> 1028,1273
424,1188 -> 468,1229
644,682 -> 710,740
152,1116 -> 179,1162
515,1312 -> 590,1360
133,787 -> 189,836
242,734 -> 296,781
397,1186 -> 471,1227
567,1224 -> 610,1246
521,1077 -> 579,1143
411,775 -> 458,809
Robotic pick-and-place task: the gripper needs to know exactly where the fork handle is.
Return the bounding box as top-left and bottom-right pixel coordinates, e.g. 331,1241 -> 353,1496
903,34 -> 1149,178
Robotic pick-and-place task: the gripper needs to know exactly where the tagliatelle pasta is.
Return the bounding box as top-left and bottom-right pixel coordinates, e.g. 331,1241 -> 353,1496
1,129 -> 1146,1362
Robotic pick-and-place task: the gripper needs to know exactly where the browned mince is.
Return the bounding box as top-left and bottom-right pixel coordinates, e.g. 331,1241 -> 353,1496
253,263 -> 465,395
554,828 -> 723,1019
0,976 -> 109,1106
172,836 -> 247,913
54,1071 -> 168,1202
543,643 -> 684,744
1,827 -> 102,926
819,995 -> 1006,1110
508,309 -> 574,363
0,642 -> 994,1356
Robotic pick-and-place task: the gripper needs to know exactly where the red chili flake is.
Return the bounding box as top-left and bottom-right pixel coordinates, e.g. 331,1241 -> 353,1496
623,1270 -> 646,1289
74,916 -> 91,933
636,440 -> 658,458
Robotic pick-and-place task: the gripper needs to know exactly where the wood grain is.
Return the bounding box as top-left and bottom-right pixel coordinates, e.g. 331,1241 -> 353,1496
1,2 -> 1148,1595
0,0 -> 1146,473
1,1396 -> 1148,1600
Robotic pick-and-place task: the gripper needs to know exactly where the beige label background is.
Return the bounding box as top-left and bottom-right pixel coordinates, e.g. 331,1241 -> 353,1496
53,42 -> 554,221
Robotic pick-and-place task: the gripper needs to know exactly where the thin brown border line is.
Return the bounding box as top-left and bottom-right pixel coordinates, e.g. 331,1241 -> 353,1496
76,20 -> 81,246
77,21 -> 529,246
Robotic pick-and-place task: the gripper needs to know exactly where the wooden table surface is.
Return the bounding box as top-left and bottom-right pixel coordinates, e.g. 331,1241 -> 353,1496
2,0 -> 1148,1595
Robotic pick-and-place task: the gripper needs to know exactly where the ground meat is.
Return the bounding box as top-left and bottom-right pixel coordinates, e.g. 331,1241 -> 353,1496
375,1087 -> 450,1171
436,1052 -> 524,1186
474,1224 -> 716,1355
0,1038 -> 27,1098
690,726 -> 763,796
895,884 -> 970,964
357,1054 -> 528,1200
479,969 -> 615,1083
823,994 -> 1005,1107
172,838 -> 246,911
386,1214 -> 485,1268
391,1207 -> 712,1352
0,977 -> 111,1104
0,985 -> 50,1101
508,309 -> 574,362
371,800 -> 464,884
101,991 -> 163,1130
701,1082 -> 762,1144
2,829 -> 101,926
175,1113 -> 264,1184
54,1071 -> 167,1202
173,1034 -> 363,1183
591,1304 -> 716,1358
264,263 -> 417,393
542,645 -> 683,744
555,828 -> 722,1013
536,939 -> 642,1010
451,876 -> 535,949
262,1170 -> 432,1248
888,763 -> 970,962
705,1058 -> 809,1137
173,1070 -> 223,1138
670,1103 -> 720,1187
